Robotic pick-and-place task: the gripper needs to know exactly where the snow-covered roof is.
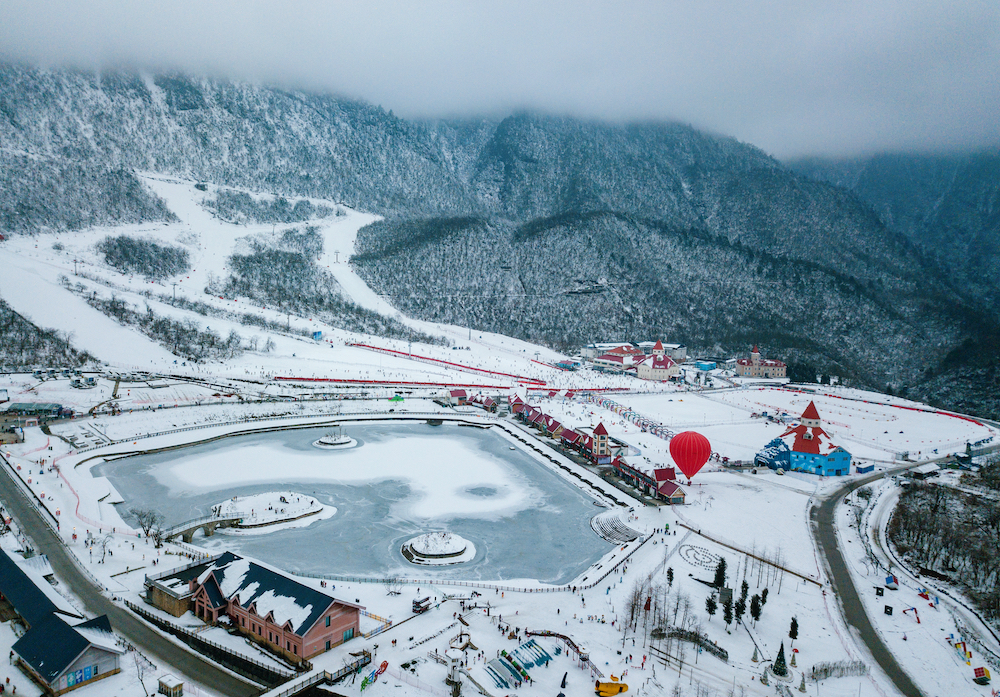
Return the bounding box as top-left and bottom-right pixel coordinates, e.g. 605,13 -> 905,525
197,552 -> 362,636
776,405 -> 847,456
159,675 -> 183,689
640,355 -> 677,370
658,481 -> 684,497
560,429 -> 580,443
736,353 -> 786,367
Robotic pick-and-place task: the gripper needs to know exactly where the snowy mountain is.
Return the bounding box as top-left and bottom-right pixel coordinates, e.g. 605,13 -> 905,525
1,63 -> 998,415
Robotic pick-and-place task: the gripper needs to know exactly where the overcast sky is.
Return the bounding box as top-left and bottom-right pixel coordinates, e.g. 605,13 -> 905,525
1,0 -> 998,159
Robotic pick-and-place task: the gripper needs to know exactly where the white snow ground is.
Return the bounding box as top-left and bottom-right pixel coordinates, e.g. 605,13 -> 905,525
1,177 -> 999,697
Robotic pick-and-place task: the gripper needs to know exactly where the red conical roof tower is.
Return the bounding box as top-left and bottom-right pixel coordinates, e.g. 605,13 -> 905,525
801,401 -> 821,427
593,422 -> 608,436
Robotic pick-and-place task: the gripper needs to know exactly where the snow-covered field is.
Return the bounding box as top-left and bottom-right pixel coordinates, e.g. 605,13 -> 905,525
2,178 -> 999,697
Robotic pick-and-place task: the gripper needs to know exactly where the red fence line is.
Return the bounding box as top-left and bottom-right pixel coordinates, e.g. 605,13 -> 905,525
348,342 -> 547,385
273,377 -> 508,389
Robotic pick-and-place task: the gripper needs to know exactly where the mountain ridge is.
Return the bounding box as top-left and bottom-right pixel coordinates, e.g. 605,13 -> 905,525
1,63 -> 998,416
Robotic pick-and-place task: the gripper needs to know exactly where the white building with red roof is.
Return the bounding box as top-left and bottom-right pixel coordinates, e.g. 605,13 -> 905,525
636,354 -> 680,381
734,345 -> 787,379
594,351 -> 646,371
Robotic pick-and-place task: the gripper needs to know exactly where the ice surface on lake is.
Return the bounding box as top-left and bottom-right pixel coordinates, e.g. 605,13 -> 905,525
97,423 -> 611,584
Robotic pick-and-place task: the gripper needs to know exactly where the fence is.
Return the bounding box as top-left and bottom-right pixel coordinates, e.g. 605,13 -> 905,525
0,452 -> 61,530
525,630 -> 604,677
125,599 -> 296,686
360,609 -> 394,639
297,534 -> 652,596
258,654 -> 372,697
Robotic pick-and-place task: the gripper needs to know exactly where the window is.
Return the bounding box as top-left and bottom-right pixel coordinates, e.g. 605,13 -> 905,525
287,640 -> 291,650
93,665 -> 100,676
293,645 -> 297,655
326,616 -> 331,627
343,627 -> 354,642
242,617 -> 246,627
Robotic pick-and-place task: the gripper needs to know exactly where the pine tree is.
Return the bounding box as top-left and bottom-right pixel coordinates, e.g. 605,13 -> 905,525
734,596 -> 746,625
741,580 -> 749,601
750,594 -> 762,625
722,598 -> 733,628
773,642 -> 788,677
705,595 -> 717,620
666,567 -> 674,588
761,587 -> 768,606
789,616 -> 799,647
713,558 -> 727,588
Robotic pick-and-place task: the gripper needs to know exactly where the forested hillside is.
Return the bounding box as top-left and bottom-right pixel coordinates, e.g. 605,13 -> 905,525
790,151 -> 1000,309
1,63 -> 998,415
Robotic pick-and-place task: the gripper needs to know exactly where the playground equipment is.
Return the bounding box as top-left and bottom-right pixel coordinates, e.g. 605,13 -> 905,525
902,607 -> 920,623
360,661 -> 388,691
412,596 -> 431,614
973,666 -> 991,685
884,574 -> 899,590
595,676 -> 628,696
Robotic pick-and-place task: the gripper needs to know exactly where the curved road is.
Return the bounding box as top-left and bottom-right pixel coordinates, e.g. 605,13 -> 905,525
0,458 -> 259,697
811,471 -> 924,697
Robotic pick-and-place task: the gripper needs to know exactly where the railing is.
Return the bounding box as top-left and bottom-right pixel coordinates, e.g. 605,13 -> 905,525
256,653 -> 372,697
525,630 -> 604,677
296,535 -> 652,594
0,451 -> 61,530
125,599 -> 296,685
163,513 -> 246,540
145,553 -> 224,585
360,609 -> 394,639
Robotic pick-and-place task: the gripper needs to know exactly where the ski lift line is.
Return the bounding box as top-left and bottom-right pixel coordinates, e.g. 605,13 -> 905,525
273,376 -> 509,389
348,342 -> 547,385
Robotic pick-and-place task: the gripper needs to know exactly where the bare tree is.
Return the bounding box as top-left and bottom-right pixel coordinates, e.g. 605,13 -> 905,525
98,534 -> 114,563
129,507 -> 164,537
383,578 -> 403,596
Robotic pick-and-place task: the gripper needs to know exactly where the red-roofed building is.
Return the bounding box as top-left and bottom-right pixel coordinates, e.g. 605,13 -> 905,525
577,423 -> 611,465
612,459 -> 685,504
637,354 -> 680,381
594,352 -> 646,371
448,389 -> 468,406
541,416 -> 564,437
734,346 -> 787,379
560,429 -> 580,446
469,394 -> 498,412
656,480 -> 686,505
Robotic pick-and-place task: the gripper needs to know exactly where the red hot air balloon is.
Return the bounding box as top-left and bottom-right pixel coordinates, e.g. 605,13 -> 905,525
670,431 -> 712,481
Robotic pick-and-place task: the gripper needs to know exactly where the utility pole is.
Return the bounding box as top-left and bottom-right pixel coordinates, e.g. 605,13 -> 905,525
73,258 -> 78,275
171,282 -> 177,305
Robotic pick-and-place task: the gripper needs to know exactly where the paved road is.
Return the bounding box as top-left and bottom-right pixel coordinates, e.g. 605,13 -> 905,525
811,471 -> 924,697
0,458 -> 259,697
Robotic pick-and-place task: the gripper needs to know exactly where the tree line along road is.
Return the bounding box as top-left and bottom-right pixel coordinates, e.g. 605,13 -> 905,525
0,458 -> 260,697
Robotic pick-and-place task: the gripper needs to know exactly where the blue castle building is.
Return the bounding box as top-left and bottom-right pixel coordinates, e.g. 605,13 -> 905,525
755,401 -> 851,476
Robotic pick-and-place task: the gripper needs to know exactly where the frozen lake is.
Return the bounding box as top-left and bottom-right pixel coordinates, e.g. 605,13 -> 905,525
95,422 -> 612,584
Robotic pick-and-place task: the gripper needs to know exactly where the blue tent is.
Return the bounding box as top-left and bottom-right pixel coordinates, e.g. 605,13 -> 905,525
755,437 -> 791,470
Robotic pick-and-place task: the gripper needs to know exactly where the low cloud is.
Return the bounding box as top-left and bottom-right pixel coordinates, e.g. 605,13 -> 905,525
1,0 -> 997,158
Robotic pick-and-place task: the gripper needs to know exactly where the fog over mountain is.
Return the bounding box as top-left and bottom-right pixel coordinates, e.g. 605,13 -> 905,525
1,1 -> 998,158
